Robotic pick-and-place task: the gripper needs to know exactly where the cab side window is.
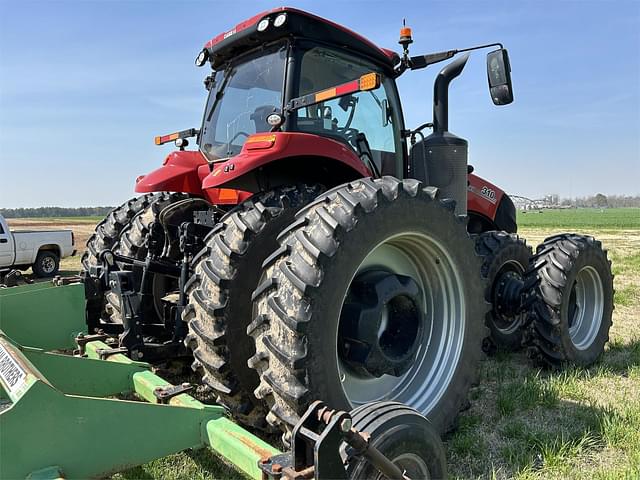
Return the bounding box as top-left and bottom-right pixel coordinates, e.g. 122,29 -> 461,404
296,47 -> 400,176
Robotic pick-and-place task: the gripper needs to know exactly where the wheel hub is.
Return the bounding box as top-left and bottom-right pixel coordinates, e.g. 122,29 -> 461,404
339,271 -> 424,378
493,270 -> 525,325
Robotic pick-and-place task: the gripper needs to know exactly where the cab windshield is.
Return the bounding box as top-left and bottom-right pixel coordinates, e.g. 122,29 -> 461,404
199,46 -> 286,160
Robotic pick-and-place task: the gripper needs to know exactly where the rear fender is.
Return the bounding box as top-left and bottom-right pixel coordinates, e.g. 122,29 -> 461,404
201,132 -> 371,192
135,151 -> 209,196
467,173 -> 516,233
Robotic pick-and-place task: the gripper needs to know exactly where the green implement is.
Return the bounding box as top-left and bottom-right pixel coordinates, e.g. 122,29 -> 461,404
0,282 -> 279,479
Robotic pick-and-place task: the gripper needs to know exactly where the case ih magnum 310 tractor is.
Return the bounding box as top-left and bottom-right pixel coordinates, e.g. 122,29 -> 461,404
83,7 -> 614,448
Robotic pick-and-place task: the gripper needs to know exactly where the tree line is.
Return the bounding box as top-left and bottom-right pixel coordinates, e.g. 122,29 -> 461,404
0,206 -> 114,218
559,194 -> 640,208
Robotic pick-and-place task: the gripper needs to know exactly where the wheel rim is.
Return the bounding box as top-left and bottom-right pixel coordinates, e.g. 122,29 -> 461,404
568,266 -> 604,350
492,260 -> 526,334
41,256 -> 56,273
336,232 -> 465,416
386,453 -> 431,480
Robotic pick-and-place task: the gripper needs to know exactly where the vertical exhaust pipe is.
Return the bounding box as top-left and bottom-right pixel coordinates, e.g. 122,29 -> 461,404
421,54 -> 470,216
432,54 -> 469,134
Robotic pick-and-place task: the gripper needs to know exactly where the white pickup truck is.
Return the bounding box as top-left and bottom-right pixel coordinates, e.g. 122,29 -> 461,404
0,214 -> 76,277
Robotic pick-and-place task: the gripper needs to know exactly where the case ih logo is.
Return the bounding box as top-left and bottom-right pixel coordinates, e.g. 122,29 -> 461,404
223,28 -> 236,39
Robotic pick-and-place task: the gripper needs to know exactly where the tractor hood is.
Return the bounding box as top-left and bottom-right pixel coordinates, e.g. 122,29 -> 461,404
201,132 -> 371,190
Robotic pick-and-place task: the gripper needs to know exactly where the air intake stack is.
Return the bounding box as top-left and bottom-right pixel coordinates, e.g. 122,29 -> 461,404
420,54 -> 470,216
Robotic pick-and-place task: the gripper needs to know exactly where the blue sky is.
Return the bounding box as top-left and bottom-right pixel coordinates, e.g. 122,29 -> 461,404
0,0 -> 638,207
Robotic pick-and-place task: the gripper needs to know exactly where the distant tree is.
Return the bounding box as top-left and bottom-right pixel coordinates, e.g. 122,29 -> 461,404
594,193 -> 609,208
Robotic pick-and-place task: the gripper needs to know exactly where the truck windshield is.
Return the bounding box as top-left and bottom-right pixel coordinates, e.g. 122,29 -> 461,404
199,46 -> 286,160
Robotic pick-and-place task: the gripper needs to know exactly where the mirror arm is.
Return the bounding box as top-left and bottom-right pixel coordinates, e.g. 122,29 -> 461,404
402,42 -> 504,74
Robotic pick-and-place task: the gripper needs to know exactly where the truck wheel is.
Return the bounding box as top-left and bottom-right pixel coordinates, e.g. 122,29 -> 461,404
185,185 -> 323,430
345,402 -> 447,480
525,234 -> 614,367
105,193 -> 188,325
475,231 -> 531,351
250,177 -> 488,442
32,251 -> 59,277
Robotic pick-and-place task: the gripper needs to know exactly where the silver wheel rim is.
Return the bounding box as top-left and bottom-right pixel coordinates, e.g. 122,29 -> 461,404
569,266 -> 604,350
41,256 -> 56,273
337,232 -> 465,416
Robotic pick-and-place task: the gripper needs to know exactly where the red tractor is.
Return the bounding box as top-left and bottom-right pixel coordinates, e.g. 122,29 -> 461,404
83,7 -> 614,449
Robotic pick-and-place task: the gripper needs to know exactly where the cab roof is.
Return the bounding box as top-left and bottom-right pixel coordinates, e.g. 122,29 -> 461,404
203,7 -> 399,71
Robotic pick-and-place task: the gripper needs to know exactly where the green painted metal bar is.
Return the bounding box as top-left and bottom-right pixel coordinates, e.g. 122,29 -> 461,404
22,346 -> 149,397
0,282 -> 86,350
206,416 -> 281,479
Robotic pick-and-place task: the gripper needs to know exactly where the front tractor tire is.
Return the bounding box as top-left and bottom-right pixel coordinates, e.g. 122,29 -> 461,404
525,234 -> 614,367
185,185 -> 324,430
249,177 -> 489,442
475,231 -> 532,352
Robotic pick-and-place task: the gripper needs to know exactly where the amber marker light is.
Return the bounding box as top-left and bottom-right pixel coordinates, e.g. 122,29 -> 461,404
244,133 -> 277,150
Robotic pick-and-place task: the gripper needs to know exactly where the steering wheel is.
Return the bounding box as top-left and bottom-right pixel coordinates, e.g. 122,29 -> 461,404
337,127 -> 360,148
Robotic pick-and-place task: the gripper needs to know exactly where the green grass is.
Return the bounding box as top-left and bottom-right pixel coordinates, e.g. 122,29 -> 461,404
517,208 -> 640,229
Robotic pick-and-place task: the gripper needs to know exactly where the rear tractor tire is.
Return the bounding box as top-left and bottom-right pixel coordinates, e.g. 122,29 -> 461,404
104,192 -> 190,325
475,231 -> 532,352
249,177 -> 489,442
185,185 -> 324,430
525,234 -> 614,367
81,193 -> 167,320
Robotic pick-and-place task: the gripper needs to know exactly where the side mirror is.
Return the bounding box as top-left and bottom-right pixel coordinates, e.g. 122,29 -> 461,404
487,48 -> 513,105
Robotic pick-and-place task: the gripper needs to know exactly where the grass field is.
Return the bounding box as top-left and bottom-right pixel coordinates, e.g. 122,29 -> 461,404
7,210 -> 639,479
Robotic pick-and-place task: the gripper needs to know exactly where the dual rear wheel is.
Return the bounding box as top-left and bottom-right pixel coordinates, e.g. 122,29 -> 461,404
188,177 -> 489,442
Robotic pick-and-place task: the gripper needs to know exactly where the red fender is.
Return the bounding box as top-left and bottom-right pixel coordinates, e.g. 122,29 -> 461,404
467,173 -> 505,221
135,151 -> 209,196
201,132 -> 371,190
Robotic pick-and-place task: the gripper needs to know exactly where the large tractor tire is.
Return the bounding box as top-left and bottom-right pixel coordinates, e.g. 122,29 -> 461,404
82,194 -> 166,272
249,177 -> 489,442
185,185 -> 323,430
105,192 -> 189,325
475,231 -> 532,351
82,193 -> 168,319
525,234 -> 614,367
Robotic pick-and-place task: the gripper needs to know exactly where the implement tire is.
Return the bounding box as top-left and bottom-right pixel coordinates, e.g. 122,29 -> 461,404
185,185 -> 323,430
249,177 -> 488,442
525,234 -> 614,367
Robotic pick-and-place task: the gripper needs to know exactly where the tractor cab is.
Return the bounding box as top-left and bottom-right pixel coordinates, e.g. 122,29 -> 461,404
195,7 -> 404,179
